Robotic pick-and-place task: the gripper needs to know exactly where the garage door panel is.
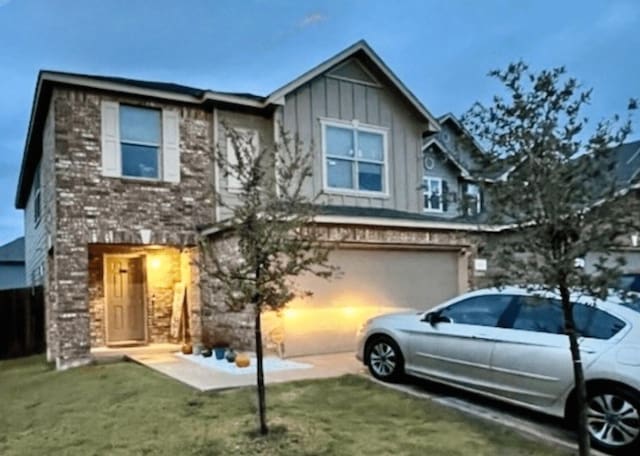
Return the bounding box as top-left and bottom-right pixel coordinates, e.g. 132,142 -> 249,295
266,248 -> 462,358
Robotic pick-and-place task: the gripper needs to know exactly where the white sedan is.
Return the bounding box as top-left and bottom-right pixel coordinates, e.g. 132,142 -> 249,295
356,287 -> 640,455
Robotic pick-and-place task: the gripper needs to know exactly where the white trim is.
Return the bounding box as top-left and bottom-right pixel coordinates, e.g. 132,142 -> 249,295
265,41 -> 440,130
199,213 -> 506,236
313,215 -> 504,232
321,118 -> 389,197
273,106 -> 282,197
326,58 -> 382,88
326,74 -> 382,88
423,176 -> 444,213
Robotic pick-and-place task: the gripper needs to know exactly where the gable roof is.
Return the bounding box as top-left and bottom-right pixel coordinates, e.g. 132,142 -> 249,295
611,139 -> 640,185
422,136 -> 472,178
15,40 -> 439,209
0,237 -> 25,263
266,40 -> 440,129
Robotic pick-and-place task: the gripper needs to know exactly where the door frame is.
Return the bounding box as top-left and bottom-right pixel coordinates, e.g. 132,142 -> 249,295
103,253 -> 149,346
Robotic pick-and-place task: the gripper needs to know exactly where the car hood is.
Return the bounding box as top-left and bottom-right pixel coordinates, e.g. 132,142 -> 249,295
369,310 -> 423,325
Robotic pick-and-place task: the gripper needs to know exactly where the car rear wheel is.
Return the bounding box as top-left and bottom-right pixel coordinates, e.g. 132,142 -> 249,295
366,336 -> 404,382
587,385 -> 640,454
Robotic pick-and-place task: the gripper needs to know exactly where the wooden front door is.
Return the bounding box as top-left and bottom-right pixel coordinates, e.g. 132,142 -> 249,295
105,256 -> 145,343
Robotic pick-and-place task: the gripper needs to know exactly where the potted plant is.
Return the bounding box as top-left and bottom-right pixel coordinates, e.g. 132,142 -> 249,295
211,340 -> 229,360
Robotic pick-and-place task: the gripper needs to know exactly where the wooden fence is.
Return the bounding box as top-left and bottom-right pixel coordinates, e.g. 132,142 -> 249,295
0,287 -> 45,360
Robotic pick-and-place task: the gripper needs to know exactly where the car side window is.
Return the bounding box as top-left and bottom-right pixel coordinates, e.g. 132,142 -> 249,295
511,296 -> 564,334
439,295 -> 515,327
511,297 -> 625,340
573,304 -> 625,340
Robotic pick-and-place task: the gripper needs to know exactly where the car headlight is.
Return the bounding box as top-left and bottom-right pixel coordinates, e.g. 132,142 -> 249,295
357,318 -> 373,336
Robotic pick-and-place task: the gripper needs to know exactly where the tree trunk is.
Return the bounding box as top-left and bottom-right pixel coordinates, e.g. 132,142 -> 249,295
559,285 -> 590,456
254,307 -> 268,435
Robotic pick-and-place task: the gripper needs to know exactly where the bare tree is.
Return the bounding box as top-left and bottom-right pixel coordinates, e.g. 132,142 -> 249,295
201,125 -> 336,435
463,62 -> 638,455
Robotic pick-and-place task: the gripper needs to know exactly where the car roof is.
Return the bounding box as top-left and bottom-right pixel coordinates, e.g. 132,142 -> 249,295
464,286 -> 638,319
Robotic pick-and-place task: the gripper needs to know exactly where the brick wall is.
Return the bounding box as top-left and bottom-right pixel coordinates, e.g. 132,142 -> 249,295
48,87 -> 215,369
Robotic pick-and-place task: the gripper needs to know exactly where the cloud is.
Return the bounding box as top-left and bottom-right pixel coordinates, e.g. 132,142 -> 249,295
298,12 -> 327,28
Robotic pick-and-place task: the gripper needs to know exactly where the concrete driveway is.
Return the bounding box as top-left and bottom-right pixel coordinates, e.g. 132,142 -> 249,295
366,374 -> 609,456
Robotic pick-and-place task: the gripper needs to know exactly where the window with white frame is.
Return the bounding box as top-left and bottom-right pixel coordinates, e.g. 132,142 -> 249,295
101,101 -> 180,183
423,177 -> 443,212
226,129 -> 259,191
33,163 -> 41,225
323,121 -> 386,193
119,105 -> 161,179
465,182 -> 482,215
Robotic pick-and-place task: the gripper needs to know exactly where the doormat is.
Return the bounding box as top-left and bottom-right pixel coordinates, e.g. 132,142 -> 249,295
175,353 -> 313,375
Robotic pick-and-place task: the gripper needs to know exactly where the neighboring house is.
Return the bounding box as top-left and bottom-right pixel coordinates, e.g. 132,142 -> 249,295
421,113 -> 490,218
0,237 -> 26,290
584,139 -> 640,273
15,40 -> 496,369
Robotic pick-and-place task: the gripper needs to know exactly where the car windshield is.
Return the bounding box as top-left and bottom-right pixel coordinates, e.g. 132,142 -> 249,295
617,274 -> 640,292
618,296 -> 640,314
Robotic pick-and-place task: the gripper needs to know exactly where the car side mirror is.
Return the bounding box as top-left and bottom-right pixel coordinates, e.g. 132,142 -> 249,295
422,311 -> 450,326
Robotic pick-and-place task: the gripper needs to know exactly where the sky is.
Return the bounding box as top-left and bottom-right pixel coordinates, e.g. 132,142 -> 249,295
0,0 -> 639,245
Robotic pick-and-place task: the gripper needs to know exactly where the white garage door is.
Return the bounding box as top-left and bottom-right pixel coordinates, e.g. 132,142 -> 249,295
267,248 -> 463,358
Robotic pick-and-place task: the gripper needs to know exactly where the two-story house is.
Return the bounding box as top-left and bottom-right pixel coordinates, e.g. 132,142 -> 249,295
15,40 -> 494,369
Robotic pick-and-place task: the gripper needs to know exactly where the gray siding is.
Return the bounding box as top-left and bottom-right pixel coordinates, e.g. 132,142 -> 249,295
24,104 -> 55,286
215,108 -> 275,220
282,62 -> 428,213
438,124 -> 477,171
0,264 -> 26,290
423,155 -> 463,219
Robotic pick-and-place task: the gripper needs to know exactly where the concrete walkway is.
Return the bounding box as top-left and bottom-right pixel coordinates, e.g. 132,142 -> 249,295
93,345 -> 364,391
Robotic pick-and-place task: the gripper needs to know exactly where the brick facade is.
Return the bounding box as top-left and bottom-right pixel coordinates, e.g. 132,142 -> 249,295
46,87 -> 215,369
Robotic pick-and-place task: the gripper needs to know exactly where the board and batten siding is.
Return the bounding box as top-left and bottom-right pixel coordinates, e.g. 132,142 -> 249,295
215,108 -> 275,221
282,72 -> 428,213
25,103 -> 55,286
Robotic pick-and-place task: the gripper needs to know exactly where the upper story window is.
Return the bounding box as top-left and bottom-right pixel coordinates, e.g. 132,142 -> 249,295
33,164 -> 41,225
424,177 -> 447,212
101,101 -> 180,183
464,182 -> 482,215
322,120 -> 387,194
119,106 -> 161,179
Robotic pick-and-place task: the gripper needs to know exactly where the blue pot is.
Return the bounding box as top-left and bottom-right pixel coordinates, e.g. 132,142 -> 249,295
214,347 -> 227,360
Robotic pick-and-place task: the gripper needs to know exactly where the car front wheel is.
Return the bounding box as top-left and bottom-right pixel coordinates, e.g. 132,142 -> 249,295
587,385 -> 640,454
366,336 -> 404,382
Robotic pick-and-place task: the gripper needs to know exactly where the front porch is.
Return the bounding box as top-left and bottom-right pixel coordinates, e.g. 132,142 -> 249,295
88,244 -> 200,350
91,344 -> 362,391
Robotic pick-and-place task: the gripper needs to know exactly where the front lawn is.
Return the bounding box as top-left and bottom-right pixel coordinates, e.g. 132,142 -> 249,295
0,356 -> 568,455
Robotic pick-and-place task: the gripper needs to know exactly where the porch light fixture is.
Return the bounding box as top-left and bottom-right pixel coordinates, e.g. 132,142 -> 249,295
150,257 -> 162,269
632,233 -> 639,247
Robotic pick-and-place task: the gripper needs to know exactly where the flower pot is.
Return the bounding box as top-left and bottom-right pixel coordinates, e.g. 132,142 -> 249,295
181,343 -> 193,355
201,348 -> 212,358
214,347 -> 227,360
235,353 -> 250,368
225,348 -> 237,363
193,343 -> 203,356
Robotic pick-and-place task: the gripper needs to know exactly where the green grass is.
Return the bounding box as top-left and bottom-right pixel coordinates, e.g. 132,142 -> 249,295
0,356 -> 568,456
